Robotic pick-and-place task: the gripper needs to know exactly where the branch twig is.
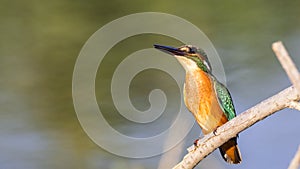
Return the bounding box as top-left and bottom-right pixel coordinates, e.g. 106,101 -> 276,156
172,41 -> 300,169
272,41 -> 300,94
288,145 -> 300,169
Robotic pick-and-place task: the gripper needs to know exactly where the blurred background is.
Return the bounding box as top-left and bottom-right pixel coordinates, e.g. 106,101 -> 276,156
1,0 -> 300,169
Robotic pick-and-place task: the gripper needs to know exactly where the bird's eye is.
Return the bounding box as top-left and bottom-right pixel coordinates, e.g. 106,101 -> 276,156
190,47 -> 196,53
179,47 -> 190,52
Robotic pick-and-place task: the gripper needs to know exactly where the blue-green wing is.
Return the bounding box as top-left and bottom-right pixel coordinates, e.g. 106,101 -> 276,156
214,80 -> 236,120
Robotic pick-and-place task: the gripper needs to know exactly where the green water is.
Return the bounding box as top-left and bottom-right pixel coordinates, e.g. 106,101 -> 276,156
1,1 -> 300,169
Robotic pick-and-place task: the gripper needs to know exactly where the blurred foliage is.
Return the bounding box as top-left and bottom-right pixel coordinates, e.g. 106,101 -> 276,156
0,0 -> 300,169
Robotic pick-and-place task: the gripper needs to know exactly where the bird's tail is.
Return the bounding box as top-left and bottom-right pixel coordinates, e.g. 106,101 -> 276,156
219,137 -> 242,164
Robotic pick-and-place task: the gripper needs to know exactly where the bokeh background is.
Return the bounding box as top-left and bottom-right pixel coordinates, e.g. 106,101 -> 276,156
1,1 -> 300,169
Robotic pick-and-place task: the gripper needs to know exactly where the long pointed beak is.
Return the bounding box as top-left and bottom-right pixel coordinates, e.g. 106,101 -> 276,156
153,44 -> 185,56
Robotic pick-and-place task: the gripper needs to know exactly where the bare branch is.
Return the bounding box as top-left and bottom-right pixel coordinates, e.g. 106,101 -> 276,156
272,41 -> 300,94
173,86 -> 300,169
288,145 -> 300,169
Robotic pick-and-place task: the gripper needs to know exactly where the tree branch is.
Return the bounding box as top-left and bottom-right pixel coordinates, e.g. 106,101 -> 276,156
172,41 -> 300,169
288,145 -> 300,169
272,41 -> 300,94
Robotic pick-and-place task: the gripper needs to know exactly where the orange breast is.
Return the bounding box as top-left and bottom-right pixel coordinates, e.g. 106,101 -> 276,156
183,70 -> 228,134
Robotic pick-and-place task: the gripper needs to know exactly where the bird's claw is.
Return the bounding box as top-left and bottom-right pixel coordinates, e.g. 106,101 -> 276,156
193,139 -> 199,147
213,127 -> 219,136
187,139 -> 200,152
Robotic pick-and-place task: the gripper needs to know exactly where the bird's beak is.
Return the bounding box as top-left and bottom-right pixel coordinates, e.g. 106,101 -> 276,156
154,44 -> 185,56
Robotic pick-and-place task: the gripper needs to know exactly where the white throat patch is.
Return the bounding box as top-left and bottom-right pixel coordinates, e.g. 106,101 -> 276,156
175,55 -> 211,72
174,56 -> 199,72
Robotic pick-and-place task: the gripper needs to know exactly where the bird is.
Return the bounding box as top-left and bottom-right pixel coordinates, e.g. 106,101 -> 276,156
154,44 -> 242,164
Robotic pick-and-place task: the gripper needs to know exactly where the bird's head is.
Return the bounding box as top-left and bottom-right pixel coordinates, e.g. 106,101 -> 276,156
154,44 -> 211,73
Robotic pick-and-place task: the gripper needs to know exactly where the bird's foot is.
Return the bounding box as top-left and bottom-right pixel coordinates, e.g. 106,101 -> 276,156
187,137 -> 201,152
213,127 -> 219,136
193,139 -> 199,147
187,139 -> 200,152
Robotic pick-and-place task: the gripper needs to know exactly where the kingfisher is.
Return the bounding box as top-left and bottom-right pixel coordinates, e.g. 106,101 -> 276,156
154,44 -> 242,164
